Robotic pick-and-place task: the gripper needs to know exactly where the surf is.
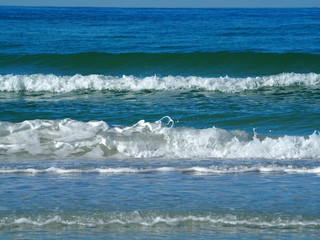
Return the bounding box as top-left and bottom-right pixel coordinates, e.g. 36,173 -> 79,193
1,118 -> 320,160
0,72 -> 319,93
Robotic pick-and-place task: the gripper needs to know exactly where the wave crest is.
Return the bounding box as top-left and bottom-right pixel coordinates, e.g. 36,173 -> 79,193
0,73 -> 319,93
1,212 -> 319,228
1,118 -> 320,159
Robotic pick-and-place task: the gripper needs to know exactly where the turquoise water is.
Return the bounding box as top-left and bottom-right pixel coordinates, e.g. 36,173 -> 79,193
0,6 -> 320,239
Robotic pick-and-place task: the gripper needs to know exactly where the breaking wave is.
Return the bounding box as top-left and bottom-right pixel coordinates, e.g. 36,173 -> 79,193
1,117 -> 320,159
0,72 -> 319,93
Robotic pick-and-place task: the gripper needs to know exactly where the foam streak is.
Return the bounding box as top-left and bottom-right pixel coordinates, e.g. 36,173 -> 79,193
1,165 -> 320,175
1,213 -> 319,228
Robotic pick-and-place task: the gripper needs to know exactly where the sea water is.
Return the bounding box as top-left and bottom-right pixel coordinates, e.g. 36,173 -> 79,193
0,7 -> 320,239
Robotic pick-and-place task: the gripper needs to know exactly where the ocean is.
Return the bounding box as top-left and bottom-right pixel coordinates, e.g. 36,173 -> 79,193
0,6 -> 320,239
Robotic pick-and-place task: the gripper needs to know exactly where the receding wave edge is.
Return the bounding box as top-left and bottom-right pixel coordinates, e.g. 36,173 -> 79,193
1,212 -> 319,228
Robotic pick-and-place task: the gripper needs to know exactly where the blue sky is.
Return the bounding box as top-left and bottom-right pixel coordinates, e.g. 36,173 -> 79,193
0,0 -> 319,8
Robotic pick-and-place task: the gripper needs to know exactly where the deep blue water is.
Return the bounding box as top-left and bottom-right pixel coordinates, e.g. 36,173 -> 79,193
0,6 -> 320,240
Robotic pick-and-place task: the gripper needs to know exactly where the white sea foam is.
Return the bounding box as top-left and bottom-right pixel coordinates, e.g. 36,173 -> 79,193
0,73 -> 319,92
1,118 -> 320,159
1,165 -> 320,175
1,213 -> 319,228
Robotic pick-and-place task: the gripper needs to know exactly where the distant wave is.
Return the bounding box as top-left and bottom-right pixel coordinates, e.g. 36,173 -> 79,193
0,73 -> 319,93
1,118 -> 320,159
0,52 -> 319,76
1,212 -> 319,228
